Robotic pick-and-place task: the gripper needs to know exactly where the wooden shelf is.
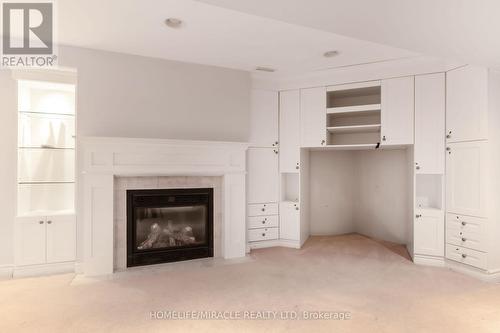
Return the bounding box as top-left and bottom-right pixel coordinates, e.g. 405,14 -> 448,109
327,124 -> 381,134
327,104 -> 381,115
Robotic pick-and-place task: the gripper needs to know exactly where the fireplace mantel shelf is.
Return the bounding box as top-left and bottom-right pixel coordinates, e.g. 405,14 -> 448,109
82,136 -> 249,276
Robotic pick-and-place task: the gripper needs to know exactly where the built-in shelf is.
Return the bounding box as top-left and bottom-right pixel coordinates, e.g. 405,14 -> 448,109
19,110 -> 75,117
18,146 -> 75,150
327,124 -> 381,134
327,103 -> 381,115
310,144 -> 378,151
18,181 -> 75,185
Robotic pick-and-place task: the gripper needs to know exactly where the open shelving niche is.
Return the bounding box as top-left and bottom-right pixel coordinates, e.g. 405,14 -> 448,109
281,173 -> 299,203
415,174 -> 444,211
325,82 -> 381,149
17,80 -> 76,217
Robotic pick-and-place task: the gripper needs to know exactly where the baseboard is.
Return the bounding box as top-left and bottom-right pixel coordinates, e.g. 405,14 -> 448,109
13,262 -> 76,279
413,254 -> 445,267
445,260 -> 500,283
248,239 -> 301,250
74,262 -> 84,274
0,265 -> 14,279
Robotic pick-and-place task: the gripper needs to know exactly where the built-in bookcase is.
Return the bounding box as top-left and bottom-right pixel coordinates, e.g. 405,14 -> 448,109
326,82 -> 381,148
17,80 -> 76,216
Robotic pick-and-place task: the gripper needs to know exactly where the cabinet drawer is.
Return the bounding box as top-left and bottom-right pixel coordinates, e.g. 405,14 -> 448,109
248,227 -> 279,242
247,203 -> 278,217
446,214 -> 486,252
446,244 -> 487,269
248,215 -> 279,229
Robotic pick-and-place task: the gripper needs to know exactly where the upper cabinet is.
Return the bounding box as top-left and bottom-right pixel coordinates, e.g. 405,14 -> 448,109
414,73 -> 445,174
300,87 -> 326,147
249,89 -> 279,147
247,148 -> 280,204
446,66 -> 488,142
381,76 -> 415,145
279,90 -> 301,173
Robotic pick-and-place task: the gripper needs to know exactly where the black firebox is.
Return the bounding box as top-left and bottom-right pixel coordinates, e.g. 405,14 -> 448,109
127,188 -> 213,267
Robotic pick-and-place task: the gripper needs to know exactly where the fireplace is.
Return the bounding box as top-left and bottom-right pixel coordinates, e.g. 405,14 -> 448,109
127,188 -> 214,267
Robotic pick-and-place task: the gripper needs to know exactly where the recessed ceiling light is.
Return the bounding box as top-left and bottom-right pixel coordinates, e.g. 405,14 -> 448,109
165,18 -> 183,28
255,66 -> 275,73
323,50 -> 340,58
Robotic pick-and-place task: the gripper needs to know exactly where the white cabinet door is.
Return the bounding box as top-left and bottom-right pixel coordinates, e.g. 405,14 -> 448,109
381,76 -> 414,145
414,209 -> 444,256
279,202 -> 300,241
46,215 -> 76,263
446,66 -> 488,142
279,90 -> 300,173
249,89 -> 279,147
446,141 -> 488,217
15,217 -> 46,266
414,73 -> 445,174
247,148 -> 279,204
300,87 -> 326,147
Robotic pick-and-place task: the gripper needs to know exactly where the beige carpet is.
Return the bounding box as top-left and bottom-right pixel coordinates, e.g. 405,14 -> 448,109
1,234 -> 500,333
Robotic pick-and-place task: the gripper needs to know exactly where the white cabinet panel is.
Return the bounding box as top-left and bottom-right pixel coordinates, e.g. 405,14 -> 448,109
279,90 -> 300,173
446,244 -> 487,269
279,202 -> 300,241
381,76 -> 414,145
248,215 -> 279,229
15,217 -> 46,266
300,87 -> 326,147
46,215 -> 76,263
414,209 -> 444,256
18,149 -> 75,182
18,183 -> 75,216
249,90 -> 279,147
446,66 -> 488,142
248,227 -> 279,242
18,113 -> 75,148
247,148 -> 279,204
415,73 -> 445,174
446,141 -> 488,217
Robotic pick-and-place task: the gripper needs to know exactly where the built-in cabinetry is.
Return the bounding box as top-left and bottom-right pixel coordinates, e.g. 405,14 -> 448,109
445,65 -> 490,271
247,90 -> 281,248
15,80 -> 76,274
412,73 -> 445,260
279,90 -> 301,172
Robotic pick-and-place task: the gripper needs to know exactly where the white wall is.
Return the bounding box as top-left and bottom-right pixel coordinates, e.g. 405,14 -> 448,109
59,45 -> 251,141
0,46 -> 251,267
309,149 -> 410,244
309,151 -> 356,235
352,150 -> 409,244
0,71 -> 17,269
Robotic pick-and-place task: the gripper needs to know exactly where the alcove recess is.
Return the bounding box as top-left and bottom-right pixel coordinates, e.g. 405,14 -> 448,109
415,174 -> 443,211
281,173 -> 299,203
326,82 -> 381,148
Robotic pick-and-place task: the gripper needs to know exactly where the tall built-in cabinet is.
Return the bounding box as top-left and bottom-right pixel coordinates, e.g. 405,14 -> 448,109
445,66 -> 490,270
247,90 -> 281,248
14,80 -> 76,274
412,73 -> 446,259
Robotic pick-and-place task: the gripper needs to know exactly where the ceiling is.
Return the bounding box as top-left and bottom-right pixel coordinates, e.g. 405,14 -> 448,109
199,0 -> 500,70
55,0 -> 418,75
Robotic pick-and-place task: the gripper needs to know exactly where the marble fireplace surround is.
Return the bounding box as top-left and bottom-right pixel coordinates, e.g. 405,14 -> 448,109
114,176 -> 223,271
82,137 -> 249,276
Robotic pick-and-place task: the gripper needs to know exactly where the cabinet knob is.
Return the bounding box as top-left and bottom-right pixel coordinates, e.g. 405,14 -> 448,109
262,233 -> 266,237
47,220 -> 52,224
461,237 -> 467,242
321,140 -> 325,145
416,166 -> 420,170
273,149 -> 278,154
262,220 -> 266,224
461,221 -> 467,226
295,207 -> 299,211
461,253 -> 467,259
39,221 -> 44,224
415,214 -> 422,218
446,131 -> 452,139
261,208 -> 265,212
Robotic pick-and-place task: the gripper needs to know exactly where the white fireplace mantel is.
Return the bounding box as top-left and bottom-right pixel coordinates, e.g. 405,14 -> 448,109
81,137 -> 249,276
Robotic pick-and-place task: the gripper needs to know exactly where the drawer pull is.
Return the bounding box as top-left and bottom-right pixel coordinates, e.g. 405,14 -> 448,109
262,220 -> 266,224
39,221 -> 44,224
261,208 -> 265,212
461,237 -> 467,242
461,221 -> 467,226
461,253 -> 467,259
262,233 -> 266,237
